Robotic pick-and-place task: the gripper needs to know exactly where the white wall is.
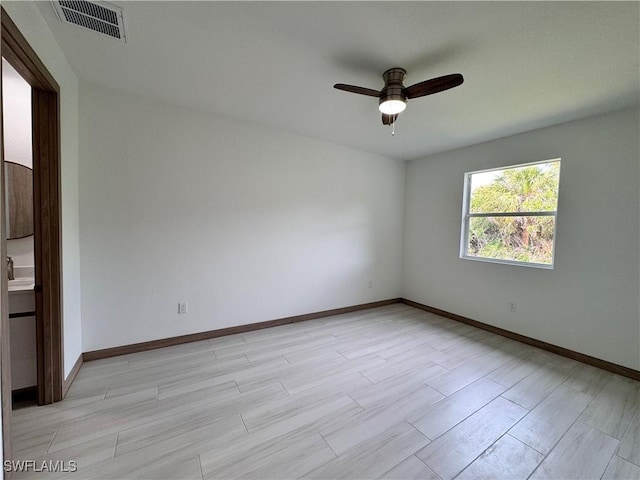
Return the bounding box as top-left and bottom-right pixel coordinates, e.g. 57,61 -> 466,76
79,84 -> 405,351
403,107 -> 640,370
2,59 -> 32,168
3,2 -> 83,378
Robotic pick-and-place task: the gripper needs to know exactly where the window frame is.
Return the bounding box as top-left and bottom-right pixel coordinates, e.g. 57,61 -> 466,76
459,158 -> 561,269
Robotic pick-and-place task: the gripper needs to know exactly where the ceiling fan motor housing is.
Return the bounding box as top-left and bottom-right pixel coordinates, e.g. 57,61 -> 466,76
380,67 -> 408,108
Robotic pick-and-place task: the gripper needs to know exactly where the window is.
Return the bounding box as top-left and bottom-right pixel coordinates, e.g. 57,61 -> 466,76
460,159 -> 561,268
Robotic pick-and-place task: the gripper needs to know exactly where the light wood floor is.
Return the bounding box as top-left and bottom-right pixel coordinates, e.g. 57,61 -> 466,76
11,304 -> 640,479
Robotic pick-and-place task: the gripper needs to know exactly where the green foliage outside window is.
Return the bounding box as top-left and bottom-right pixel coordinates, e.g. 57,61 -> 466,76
467,162 -> 560,265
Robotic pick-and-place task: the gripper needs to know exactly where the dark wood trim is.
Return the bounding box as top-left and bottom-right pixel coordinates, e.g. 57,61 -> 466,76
401,298 -> 640,382
81,294 -> 639,381
84,298 -> 402,361
61,354 -> 82,398
33,88 -> 64,404
2,6 -> 64,407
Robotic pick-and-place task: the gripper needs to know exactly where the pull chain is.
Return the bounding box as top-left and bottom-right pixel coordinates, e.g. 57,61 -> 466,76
391,119 -> 395,136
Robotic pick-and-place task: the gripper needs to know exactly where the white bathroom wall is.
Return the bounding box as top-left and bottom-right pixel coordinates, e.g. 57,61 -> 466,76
79,83 -> 405,351
2,59 -> 31,168
2,58 -> 34,268
403,107 -> 640,370
3,2 -> 83,378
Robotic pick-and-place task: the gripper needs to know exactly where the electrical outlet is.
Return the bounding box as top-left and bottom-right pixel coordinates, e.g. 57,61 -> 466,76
178,302 -> 188,314
368,280 -> 373,289
508,302 -> 517,312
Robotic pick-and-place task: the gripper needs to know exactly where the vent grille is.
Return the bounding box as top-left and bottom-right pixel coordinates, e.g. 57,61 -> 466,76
51,0 -> 126,43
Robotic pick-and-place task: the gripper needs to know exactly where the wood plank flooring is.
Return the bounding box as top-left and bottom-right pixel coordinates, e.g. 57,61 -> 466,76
10,304 -> 640,479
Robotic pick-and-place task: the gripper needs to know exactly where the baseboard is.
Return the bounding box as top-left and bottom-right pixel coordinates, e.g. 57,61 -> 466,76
62,354 -> 83,398
401,298 -> 640,382
83,298 -> 403,362
81,296 -> 638,382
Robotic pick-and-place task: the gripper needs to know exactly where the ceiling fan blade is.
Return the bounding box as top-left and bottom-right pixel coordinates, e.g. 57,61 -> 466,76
404,74 -> 464,99
382,113 -> 398,125
334,84 -> 381,97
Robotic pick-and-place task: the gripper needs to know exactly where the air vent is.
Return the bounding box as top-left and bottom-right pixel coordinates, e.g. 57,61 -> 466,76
51,0 -> 126,43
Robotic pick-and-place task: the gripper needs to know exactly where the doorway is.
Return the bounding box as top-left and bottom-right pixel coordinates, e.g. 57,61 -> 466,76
1,5 -> 64,460
4,58 -> 37,409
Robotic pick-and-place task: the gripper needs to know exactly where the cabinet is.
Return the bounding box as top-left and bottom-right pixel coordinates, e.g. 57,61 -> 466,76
9,289 -> 36,390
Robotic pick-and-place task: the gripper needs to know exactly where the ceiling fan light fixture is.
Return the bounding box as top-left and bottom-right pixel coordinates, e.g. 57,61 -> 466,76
334,67 -> 463,125
379,97 -> 406,115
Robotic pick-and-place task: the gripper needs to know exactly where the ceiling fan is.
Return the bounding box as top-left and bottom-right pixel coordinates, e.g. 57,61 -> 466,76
334,68 -> 464,127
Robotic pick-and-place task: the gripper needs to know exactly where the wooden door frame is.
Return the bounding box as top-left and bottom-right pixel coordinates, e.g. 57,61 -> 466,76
1,5 -> 63,418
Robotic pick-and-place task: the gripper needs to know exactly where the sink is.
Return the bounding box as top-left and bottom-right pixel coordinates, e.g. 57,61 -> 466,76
8,277 -> 35,292
13,266 -> 34,278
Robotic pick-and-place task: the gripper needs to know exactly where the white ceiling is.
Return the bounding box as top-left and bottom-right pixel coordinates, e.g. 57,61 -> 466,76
37,1 -> 639,161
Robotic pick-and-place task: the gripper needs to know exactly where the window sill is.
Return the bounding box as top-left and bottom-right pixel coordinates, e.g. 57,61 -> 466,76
460,255 -> 554,269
